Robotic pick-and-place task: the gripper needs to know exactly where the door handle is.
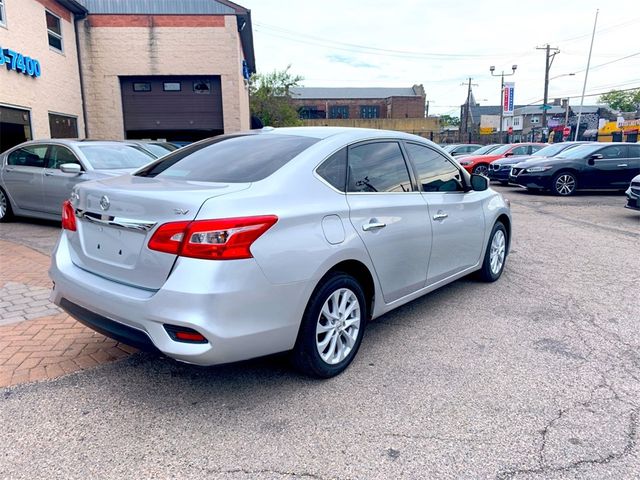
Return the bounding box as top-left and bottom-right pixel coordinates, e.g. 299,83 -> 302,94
44,171 -> 54,176
362,222 -> 386,232
617,164 -> 628,167
433,212 -> 448,221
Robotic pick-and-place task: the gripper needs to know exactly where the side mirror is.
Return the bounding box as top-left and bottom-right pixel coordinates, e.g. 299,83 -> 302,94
504,152 -> 514,157
470,174 -> 489,191
587,153 -> 603,166
60,163 -> 82,175
451,151 -> 460,156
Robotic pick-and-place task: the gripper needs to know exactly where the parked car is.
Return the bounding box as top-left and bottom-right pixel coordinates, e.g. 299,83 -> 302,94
49,127 -> 512,378
510,143 -> 640,195
457,143 -> 503,159
457,143 -> 547,176
624,174 -> 640,210
126,140 -> 178,158
441,144 -> 482,156
488,142 -> 590,185
0,139 -> 157,222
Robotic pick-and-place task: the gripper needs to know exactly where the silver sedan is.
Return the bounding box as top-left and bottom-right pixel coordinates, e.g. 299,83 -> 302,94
0,139 -> 156,222
49,127 -> 512,378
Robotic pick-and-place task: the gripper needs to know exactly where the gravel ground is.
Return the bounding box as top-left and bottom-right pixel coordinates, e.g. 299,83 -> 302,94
0,186 -> 639,479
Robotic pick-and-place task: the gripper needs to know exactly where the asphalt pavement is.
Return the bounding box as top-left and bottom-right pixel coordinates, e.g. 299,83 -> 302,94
1,186 -> 639,479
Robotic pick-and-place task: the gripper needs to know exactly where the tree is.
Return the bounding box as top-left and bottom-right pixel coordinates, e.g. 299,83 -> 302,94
598,89 -> 640,112
439,115 -> 460,127
249,66 -> 303,127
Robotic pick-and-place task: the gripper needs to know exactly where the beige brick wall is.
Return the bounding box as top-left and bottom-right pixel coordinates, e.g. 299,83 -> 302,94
0,0 -> 85,139
77,15 -> 250,139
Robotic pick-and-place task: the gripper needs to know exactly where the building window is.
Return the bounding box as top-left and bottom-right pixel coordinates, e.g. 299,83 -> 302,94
329,106 -> 349,119
133,82 -> 151,92
360,106 -> 380,119
193,81 -> 211,94
49,113 -> 78,138
0,0 -> 6,28
298,106 -> 325,120
46,11 -> 63,52
531,116 -> 540,124
163,82 -> 182,92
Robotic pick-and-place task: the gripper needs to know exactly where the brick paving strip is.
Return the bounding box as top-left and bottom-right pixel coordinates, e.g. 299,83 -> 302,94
0,239 -> 135,387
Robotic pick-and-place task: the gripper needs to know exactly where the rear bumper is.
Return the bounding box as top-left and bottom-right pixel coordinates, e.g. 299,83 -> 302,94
49,233 -> 308,366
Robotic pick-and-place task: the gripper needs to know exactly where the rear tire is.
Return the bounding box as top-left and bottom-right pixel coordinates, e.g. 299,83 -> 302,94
0,187 -> 13,223
477,222 -> 508,282
291,272 -> 367,378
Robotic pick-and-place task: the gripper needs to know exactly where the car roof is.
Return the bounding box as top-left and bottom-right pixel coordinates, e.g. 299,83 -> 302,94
265,126 -> 428,142
15,139 -> 142,148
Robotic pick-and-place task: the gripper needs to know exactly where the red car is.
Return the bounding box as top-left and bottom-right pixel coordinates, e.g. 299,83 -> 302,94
457,143 -> 547,176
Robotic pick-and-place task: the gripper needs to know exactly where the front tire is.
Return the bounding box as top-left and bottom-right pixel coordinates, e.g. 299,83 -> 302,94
0,187 -> 13,223
473,164 -> 489,176
552,172 -> 577,196
291,272 -> 367,378
477,222 -> 508,282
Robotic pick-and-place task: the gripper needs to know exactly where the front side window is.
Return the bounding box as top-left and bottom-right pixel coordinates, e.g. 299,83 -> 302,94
629,145 -> 640,158
360,106 -> 380,119
599,145 -> 627,159
46,145 -> 80,169
7,145 -> 48,168
316,148 -> 347,191
510,145 -> 529,156
405,143 -> 464,192
46,11 -> 63,52
347,142 -> 412,193
136,134 -> 319,182
0,0 -> 7,27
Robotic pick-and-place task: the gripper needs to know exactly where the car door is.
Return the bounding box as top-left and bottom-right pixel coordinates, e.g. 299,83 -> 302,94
404,142 -> 486,284
42,145 -> 87,215
508,144 -> 530,157
1,145 -> 47,212
346,140 -> 432,303
627,145 -> 640,179
585,145 -> 630,188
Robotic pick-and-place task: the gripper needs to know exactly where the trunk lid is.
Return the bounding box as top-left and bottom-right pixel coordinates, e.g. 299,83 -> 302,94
68,175 -> 250,290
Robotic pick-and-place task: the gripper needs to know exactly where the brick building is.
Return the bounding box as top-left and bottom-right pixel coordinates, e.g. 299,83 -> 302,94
290,86 -> 426,120
0,0 -> 255,152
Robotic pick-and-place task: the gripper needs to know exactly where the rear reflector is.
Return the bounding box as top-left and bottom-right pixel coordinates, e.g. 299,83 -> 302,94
163,324 -> 208,344
149,215 -> 278,260
62,200 -> 76,231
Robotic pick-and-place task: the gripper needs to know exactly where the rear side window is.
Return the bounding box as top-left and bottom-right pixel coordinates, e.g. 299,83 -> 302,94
347,142 -> 412,193
7,145 -> 48,167
316,148 -> 347,191
136,134 -> 319,183
405,143 -> 463,192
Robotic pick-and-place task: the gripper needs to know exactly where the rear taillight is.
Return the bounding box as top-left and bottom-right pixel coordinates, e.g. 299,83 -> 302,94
62,200 -> 76,231
148,215 -> 278,260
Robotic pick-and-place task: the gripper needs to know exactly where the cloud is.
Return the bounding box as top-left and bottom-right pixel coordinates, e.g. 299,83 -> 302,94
326,54 -> 377,69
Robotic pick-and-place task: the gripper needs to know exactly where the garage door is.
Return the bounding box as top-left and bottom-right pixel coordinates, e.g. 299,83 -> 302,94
121,75 -> 223,142
0,106 -> 32,153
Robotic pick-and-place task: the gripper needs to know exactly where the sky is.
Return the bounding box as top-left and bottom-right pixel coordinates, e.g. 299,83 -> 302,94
239,0 -> 640,116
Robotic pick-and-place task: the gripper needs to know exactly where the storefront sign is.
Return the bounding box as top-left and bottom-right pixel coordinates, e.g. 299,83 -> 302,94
502,82 -> 514,117
0,46 -> 41,78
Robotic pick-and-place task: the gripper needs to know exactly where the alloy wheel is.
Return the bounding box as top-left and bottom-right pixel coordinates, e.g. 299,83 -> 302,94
555,174 -> 576,195
474,165 -> 489,176
316,288 -> 361,365
0,190 -> 6,220
489,230 -> 506,275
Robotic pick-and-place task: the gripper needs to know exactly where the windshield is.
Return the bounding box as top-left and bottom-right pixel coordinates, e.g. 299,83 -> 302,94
473,144 -> 501,155
555,144 -> 601,160
79,145 -> 156,170
532,143 -> 576,157
142,143 -> 174,157
136,134 -> 319,182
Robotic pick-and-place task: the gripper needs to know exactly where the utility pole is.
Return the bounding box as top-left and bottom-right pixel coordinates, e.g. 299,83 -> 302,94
575,9 -> 599,141
537,44 -> 560,142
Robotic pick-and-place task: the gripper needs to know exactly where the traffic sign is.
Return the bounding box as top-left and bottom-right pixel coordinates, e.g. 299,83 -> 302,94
508,126 -> 513,134
540,104 -> 553,111
563,126 -> 571,136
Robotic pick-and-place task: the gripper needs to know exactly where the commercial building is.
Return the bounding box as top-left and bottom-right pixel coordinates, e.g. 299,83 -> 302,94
0,0 -> 255,152
290,86 -> 427,120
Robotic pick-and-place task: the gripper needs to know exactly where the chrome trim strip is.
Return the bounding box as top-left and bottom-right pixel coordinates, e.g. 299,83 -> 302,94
75,209 -> 157,232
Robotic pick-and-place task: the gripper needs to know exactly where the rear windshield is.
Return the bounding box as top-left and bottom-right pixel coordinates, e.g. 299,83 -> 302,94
143,143 -> 174,157
135,134 -> 319,182
79,145 -> 156,170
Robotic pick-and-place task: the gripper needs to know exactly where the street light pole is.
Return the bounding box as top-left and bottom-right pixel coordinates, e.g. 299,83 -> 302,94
490,65 -> 517,143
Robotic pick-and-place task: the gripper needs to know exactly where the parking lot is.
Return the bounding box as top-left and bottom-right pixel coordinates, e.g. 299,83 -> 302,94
0,185 -> 639,479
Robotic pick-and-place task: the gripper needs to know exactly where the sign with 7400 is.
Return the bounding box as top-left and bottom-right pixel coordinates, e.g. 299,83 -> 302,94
0,47 -> 42,78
